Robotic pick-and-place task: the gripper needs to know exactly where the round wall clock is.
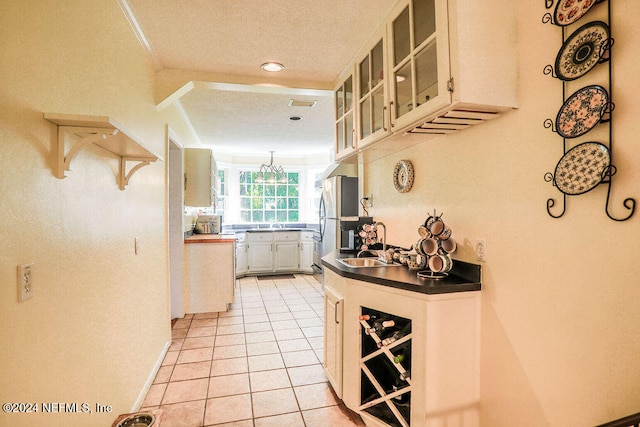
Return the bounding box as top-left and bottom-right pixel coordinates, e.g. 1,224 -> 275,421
393,160 -> 414,193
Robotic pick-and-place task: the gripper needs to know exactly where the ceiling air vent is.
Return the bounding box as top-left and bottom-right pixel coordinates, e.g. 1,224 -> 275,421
288,99 -> 317,108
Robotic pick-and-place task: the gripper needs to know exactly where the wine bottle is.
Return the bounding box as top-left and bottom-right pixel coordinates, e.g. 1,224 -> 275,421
389,375 -> 410,402
359,314 -> 377,321
399,370 -> 411,381
366,318 -> 396,336
377,322 -> 410,347
393,349 -> 412,378
393,392 -> 410,407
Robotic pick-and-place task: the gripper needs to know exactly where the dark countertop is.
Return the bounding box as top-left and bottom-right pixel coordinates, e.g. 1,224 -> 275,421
223,223 -> 318,234
245,228 -> 313,233
321,251 -> 481,295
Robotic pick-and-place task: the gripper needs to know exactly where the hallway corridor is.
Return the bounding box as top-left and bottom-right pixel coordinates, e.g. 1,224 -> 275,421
140,274 -> 363,426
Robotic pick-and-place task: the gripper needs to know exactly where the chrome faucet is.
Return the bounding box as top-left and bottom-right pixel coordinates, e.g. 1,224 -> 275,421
374,221 -> 386,252
269,219 -> 282,229
374,222 -> 395,264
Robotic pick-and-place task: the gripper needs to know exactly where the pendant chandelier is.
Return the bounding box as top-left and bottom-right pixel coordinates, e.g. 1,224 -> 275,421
256,151 -> 287,183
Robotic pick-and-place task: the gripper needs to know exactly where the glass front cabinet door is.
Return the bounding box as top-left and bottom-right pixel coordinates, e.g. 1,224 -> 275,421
356,26 -> 390,149
388,0 -> 451,132
334,71 -> 356,160
333,0 -> 516,159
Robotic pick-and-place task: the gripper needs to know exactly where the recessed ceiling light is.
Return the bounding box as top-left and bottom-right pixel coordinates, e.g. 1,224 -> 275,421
289,116 -> 302,121
261,62 -> 285,72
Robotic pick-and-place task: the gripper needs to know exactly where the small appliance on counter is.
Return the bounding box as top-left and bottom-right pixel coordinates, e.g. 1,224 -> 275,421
194,214 -> 222,234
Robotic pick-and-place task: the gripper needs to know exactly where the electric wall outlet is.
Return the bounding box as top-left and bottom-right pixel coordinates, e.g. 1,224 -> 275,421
365,194 -> 373,208
476,239 -> 487,262
134,237 -> 140,255
18,263 -> 34,301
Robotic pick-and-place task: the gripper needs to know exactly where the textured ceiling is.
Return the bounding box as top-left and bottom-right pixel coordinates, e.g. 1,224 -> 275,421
124,0 -> 394,156
179,83 -> 335,155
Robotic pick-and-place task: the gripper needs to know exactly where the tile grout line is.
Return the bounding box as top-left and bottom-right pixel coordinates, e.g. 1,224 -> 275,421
153,274 -> 341,426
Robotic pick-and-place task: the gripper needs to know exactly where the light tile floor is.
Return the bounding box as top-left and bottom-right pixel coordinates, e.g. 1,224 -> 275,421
141,274 -> 364,427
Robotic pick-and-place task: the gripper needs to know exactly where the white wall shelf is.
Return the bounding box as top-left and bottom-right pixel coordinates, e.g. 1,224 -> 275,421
44,113 -> 161,190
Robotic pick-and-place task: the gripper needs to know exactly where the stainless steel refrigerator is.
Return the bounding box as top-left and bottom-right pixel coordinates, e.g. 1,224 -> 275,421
316,176 -> 360,263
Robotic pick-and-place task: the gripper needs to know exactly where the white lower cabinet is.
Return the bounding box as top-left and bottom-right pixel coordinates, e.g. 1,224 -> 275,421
273,231 -> 299,271
248,242 -> 273,272
241,230 -> 315,275
300,241 -> 314,273
235,237 -> 248,276
274,242 -> 299,271
323,268 -> 346,398
324,268 -> 481,427
299,231 -> 314,273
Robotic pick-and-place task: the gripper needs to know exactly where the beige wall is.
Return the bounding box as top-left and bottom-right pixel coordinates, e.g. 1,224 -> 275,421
2,1 -> 638,426
0,1 -> 196,426
363,2 -> 640,426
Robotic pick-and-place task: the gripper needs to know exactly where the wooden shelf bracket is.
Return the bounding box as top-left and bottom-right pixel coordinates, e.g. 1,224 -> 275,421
44,113 -> 161,190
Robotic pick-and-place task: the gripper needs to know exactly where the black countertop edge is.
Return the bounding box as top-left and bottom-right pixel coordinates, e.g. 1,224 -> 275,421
321,251 -> 481,295
186,228 -> 316,238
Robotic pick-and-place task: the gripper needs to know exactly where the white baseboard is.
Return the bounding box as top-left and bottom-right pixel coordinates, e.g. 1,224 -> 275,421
131,340 -> 171,412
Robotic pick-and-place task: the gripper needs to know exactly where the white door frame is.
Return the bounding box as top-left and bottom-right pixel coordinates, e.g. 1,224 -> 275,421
166,125 -> 185,319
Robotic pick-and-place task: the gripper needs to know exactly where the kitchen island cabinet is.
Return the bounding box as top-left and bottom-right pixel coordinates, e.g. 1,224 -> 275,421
184,234 -> 236,313
322,254 -> 481,426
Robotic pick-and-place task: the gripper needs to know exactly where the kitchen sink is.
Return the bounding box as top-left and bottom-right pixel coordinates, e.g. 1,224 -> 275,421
337,258 -> 402,268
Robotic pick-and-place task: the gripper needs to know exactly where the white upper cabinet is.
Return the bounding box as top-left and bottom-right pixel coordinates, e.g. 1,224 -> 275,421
390,0 -> 518,136
334,70 -> 357,161
335,0 -> 517,159
356,25 -> 391,149
388,0 -> 451,132
184,148 -> 218,207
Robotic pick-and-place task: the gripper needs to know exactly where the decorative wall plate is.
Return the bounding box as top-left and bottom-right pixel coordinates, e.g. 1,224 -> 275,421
393,160 -> 414,193
554,21 -> 609,81
554,0 -> 598,26
553,142 -> 610,195
556,85 -> 609,138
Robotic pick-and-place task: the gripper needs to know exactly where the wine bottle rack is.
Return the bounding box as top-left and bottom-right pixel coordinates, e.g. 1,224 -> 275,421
359,307 -> 412,427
